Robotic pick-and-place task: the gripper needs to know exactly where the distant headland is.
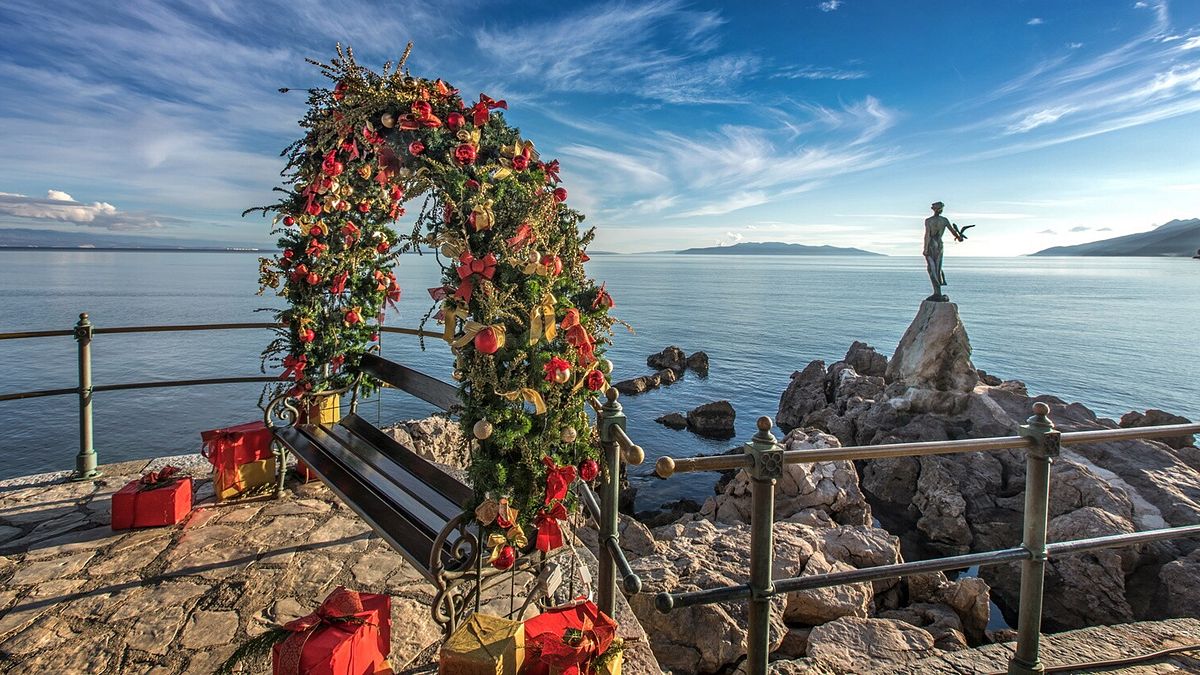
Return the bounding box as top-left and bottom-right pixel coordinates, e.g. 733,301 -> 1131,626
1031,218 -> 1199,257
676,241 -> 883,256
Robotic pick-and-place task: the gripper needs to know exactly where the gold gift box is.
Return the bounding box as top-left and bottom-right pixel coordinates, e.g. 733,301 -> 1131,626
440,613 -> 525,675
215,458 -> 277,501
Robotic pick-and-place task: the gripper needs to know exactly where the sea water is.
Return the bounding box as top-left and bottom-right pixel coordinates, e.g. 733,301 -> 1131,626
1,250 -> 1197,513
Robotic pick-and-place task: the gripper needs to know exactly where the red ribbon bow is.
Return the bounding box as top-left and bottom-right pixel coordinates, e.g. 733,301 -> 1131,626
542,159 -> 561,184
275,587 -> 372,675
506,222 -> 533,249
528,600 -> 619,675
138,465 -> 182,491
281,354 -> 308,380
470,93 -> 508,126
542,456 -> 577,504
534,501 -> 568,552
455,252 -> 497,301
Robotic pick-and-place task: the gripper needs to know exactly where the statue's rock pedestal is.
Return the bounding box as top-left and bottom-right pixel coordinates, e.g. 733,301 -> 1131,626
885,301 -> 978,392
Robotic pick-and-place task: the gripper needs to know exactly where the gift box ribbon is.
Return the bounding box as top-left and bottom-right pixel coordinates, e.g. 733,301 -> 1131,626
275,586 -> 374,675
138,465 -> 185,492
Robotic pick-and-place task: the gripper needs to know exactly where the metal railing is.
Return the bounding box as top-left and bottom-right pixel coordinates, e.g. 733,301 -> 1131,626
653,405 -> 1200,675
0,311 -> 649,623
0,312 -> 440,480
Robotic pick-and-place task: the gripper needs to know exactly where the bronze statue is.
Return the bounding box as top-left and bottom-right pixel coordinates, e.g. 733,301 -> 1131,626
923,201 -> 966,301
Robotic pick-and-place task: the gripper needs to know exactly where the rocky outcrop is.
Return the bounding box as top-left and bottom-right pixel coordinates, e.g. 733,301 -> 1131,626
655,412 -> 687,430
687,401 -> 736,439
805,617 -> 937,674
700,429 -> 870,527
383,416 -> 467,469
648,346 -> 688,373
776,300 -> 1200,631
1120,409 -> 1196,449
628,519 -> 789,674
844,341 -> 887,378
687,351 -> 711,376
1160,549 -> 1200,617
885,300 -> 978,392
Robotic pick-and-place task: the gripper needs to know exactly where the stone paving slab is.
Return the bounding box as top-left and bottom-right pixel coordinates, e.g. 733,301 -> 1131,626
0,457 -> 662,674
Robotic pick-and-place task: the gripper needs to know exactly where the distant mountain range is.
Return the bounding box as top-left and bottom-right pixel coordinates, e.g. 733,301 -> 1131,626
0,228 -> 259,251
1031,218 -> 1200,257
676,241 -> 883,256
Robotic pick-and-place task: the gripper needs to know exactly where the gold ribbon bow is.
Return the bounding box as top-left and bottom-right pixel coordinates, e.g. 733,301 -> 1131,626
498,387 -> 547,415
451,321 -> 506,350
441,301 -> 468,343
470,200 -> 495,232
529,293 -> 557,346
486,524 -> 528,564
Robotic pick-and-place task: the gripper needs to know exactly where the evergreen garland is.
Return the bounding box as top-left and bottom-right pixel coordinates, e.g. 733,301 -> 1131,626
254,44 -> 617,558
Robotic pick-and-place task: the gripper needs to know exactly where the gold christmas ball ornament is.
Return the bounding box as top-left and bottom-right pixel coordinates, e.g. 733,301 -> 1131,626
553,367 -> 572,384
526,249 -> 541,265
338,184 -> 354,198
441,243 -> 458,258
452,369 -> 464,381
561,426 -> 578,443
599,359 -> 614,375
380,112 -> 396,128
473,420 -> 494,440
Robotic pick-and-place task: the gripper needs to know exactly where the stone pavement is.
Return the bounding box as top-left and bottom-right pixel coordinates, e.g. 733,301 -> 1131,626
0,455 -> 660,673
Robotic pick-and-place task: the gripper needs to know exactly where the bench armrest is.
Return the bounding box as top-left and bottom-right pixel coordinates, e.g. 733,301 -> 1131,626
263,376 -> 360,430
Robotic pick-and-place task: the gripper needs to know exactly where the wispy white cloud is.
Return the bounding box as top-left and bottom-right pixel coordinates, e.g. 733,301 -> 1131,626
820,1 -> 843,12
773,65 -> 868,80
0,190 -> 175,230
1038,228 -> 1057,234
1005,106 -> 1074,133
1027,17 -> 1045,26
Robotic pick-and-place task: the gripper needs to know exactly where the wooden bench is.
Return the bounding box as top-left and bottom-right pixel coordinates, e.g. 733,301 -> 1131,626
266,352 -> 641,634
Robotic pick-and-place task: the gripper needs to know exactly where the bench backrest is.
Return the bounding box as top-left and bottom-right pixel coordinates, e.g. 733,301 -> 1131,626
360,352 -> 459,412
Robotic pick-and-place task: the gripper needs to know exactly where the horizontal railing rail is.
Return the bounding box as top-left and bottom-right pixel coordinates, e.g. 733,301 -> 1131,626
652,407 -> 1200,675
0,312 -> 440,479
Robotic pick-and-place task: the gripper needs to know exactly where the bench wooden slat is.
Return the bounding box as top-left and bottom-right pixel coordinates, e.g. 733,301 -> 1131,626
360,353 -> 459,412
275,425 -> 438,583
341,413 -> 473,507
301,424 -> 455,546
320,421 -> 464,522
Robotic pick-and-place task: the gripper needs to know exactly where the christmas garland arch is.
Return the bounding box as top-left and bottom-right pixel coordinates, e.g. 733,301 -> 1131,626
255,45 -> 616,567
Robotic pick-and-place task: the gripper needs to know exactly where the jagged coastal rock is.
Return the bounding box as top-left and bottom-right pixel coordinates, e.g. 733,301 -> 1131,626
686,400 -> 737,439
614,347 -> 710,396
885,300 -> 978,392
655,412 -> 688,430
775,302 -> 1200,632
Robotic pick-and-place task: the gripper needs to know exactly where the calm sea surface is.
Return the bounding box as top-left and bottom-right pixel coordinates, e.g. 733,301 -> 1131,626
1,251 -> 1197,512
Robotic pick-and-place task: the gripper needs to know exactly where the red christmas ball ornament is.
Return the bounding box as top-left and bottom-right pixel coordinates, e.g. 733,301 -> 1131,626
305,272 -> 321,285
282,249 -> 294,259
309,225 -> 323,237
584,369 -> 606,391
305,202 -> 322,216
299,328 -> 315,343
512,155 -> 528,171
491,545 -> 516,571
454,143 -> 477,166
408,141 -> 425,156
332,81 -> 348,101
376,240 -> 390,254
390,185 -> 404,201
369,332 -> 379,342
344,308 -> 362,325
357,201 -> 371,213
553,187 -> 568,202
474,326 -> 502,354
283,216 -> 295,226
541,254 -> 563,276
579,459 -> 600,482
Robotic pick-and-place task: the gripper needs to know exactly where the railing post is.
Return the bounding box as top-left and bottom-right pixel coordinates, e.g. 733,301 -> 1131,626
1009,402 -> 1060,675
746,416 -> 781,675
596,387 -> 627,617
72,312 -> 101,480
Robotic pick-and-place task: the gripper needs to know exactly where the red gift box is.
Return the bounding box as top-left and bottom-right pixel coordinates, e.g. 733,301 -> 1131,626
200,420 -> 276,499
272,587 -> 391,675
522,600 -> 619,675
111,471 -> 193,530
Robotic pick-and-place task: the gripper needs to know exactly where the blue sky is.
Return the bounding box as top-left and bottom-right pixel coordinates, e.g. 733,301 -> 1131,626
0,0 -> 1198,255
